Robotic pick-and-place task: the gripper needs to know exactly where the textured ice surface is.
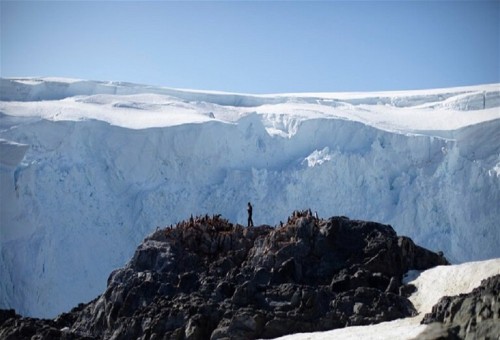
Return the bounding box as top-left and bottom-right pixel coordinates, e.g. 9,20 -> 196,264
1,78 -> 499,317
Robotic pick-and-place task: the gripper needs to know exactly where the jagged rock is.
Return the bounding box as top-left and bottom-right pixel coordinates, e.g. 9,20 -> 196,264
0,212 -> 449,339
0,312 -> 92,340
416,274 -> 500,339
399,283 -> 417,298
0,309 -> 17,328
232,280 -> 257,306
385,276 -> 400,294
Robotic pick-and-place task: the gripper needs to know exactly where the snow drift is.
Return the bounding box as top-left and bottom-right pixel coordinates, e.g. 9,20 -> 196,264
0,78 -> 499,318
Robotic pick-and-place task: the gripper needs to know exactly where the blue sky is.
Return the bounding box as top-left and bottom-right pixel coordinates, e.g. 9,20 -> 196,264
1,1 -> 499,93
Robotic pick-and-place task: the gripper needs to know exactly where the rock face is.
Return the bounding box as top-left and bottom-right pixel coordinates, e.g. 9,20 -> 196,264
0,213 -> 449,339
418,274 -> 500,340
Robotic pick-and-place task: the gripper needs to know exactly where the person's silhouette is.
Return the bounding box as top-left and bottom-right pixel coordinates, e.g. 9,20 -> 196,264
247,202 -> 254,227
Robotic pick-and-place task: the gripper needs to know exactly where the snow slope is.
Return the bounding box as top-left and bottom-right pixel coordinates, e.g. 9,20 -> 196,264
274,258 -> 500,340
0,78 -> 499,318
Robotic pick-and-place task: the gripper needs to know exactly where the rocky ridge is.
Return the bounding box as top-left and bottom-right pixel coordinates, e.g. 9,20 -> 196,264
0,212 -> 449,339
417,274 -> 500,339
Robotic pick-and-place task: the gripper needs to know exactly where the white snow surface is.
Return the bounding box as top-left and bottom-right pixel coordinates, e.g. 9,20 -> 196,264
0,78 -> 499,318
273,258 -> 500,340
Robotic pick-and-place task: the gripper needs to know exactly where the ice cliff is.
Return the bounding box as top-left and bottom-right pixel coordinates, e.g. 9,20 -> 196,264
0,78 -> 499,318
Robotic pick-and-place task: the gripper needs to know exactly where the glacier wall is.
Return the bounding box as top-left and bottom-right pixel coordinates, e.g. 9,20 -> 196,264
1,80 -> 499,318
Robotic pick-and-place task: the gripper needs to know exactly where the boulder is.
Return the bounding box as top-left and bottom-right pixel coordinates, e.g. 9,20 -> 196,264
417,274 -> 500,339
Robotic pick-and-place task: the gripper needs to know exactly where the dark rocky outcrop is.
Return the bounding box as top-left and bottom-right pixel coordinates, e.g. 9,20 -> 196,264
416,274 -> 500,340
0,308 -> 92,340
0,212 -> 449,339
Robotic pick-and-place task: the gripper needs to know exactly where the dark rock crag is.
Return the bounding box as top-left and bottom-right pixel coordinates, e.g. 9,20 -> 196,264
0,212 -> 449,339
416,274 -> 500,340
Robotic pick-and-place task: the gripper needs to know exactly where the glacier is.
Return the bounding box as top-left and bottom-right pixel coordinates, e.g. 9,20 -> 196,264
0,77 -> 499,318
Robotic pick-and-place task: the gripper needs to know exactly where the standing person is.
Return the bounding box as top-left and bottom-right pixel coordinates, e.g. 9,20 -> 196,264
247,202 -> 254,227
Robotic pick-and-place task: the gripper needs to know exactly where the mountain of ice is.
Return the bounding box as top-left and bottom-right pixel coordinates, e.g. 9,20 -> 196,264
0,78 -> 499,318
